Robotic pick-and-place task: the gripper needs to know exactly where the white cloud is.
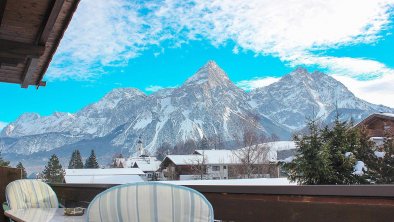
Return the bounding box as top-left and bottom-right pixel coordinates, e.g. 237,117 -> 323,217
0,121 -> 8,130
333,74 -> 394,108
47,0 -> 394,84
292,55 -> 394,79
145,85 -> 164,92
236,77 -> 280,91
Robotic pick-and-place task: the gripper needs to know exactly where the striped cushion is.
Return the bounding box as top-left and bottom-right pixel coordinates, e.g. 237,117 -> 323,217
87,182 -> 214,222
5,179 -> 59,210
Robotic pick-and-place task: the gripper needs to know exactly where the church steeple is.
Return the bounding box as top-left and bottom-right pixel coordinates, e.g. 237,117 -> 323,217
137,136 -> 147,157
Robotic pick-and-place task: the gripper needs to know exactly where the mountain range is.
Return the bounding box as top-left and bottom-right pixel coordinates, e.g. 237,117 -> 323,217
1,61 -> 392,169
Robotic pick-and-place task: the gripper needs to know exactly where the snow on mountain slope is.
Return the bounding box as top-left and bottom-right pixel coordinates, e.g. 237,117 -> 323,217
250,67 -> 393,130
1,62 -> 392,159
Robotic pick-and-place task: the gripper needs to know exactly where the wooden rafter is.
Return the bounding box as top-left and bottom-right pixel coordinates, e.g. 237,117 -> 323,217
21,0 -> 65,88
38,0 -> 65,44
0,39 -> 45,58
21,58 -> 39,88
0,0 -> 6,26
0,0 -> 80,87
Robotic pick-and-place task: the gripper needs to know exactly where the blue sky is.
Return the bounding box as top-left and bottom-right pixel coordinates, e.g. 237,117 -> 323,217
1,0 -> 394,129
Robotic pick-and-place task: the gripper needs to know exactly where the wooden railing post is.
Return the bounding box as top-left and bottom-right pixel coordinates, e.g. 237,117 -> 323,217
0,167 -> 22,222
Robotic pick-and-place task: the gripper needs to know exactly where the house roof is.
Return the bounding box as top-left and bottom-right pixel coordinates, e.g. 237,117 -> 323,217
162,155 -> 204,166
162,141 -> 296,166
355,113 -> 394,128
65,168 -> 145,176
133,159 -> 162,172
0,0 -> 80,88
116,156 -> 161,172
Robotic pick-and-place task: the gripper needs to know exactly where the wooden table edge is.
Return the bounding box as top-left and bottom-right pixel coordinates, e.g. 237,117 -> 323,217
4,210 -> 26,222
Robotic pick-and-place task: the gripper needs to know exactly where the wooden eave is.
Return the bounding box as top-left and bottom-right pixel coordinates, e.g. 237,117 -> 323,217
354,113 -> 394,128
0,0 -> 80,88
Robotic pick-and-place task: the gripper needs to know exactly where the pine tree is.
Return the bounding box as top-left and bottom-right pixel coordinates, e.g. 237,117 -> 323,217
0,151 -> 10,167
16,162 -> 27,179
42,154 -> 64,183
68,150 -> 84,169
283,118 -> 333,184
375,132 -> 394,184
353,127 -> 376,184
199,136 -> 209,150
322,115 -> 358,184
85,150 -> 99,168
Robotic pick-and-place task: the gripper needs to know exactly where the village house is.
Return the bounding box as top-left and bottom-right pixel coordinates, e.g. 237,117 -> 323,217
355,113 -> 394,147
114,138 -> 162,181
160,147 -> 280,180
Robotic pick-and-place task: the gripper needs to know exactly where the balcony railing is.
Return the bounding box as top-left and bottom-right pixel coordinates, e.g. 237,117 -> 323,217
50,183 -> 394,222
2,166 -> 394,222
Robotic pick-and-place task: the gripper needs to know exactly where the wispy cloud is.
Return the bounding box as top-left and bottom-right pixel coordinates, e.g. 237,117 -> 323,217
145,85 -> 164,92
236,77 -> 280,91
48,0 -> 394,83
333,74 -> 394,108
0,121 -> 8,130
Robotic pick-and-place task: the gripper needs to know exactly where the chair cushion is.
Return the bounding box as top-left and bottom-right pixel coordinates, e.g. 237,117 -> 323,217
5,179 -> 59,210
87,182 -> 214,222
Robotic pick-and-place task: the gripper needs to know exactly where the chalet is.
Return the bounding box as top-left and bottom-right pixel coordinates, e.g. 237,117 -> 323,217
355,113 -> 394,146
161,147 -> 280,180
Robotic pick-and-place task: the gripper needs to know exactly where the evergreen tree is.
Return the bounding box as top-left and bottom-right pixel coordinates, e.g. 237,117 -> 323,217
374,132 -> 394,184
283,118 -> 333,184
353,127 -> 376,184
85,150 -> 99,168
16,162 -> 27,179
199,136 -> 209,150
42,154 -> 64,183
0,151 -> 10,167
321,115 -> 358,184
68,150 -> 84,169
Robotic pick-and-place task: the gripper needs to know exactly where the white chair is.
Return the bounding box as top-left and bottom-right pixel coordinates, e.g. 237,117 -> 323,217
5,179 -> 59,210
86,182 -> 214,222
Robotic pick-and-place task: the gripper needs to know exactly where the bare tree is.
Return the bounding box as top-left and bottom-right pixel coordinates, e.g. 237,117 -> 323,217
188,153 -> 208,180
231,129 -> 270,178
110,153 -> 124,168
156,142 -> 172,160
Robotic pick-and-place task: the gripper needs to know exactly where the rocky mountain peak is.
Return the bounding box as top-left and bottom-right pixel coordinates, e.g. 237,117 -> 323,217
184,60 -> 231,86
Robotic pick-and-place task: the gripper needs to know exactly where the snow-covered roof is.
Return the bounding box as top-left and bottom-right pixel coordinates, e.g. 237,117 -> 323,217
161,178 -> 296,186
164,155 -> 204,166
265,141 -> 296,151
193,149 -> 237,164
380,113 -> 394,118
116,156 -> 161,172
355,112 -> 394,127
166,141 -> 296,166
134,159 -> 162,172
65,168 -> 145,176
64,168 -> 145,184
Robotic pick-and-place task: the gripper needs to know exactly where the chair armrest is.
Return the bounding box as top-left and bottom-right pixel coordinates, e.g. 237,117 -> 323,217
2,202 -> 10,211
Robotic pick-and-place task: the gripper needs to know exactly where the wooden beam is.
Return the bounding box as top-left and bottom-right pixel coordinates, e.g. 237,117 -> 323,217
38,0 -> 65,44
0,0 -> 6,27
21,58 -> 39,88
0,39 -> 45,58
0,56 -> 25,66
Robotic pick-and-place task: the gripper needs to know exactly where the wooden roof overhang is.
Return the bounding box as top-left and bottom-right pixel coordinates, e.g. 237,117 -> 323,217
0,0 -> 80,88
355,113 -> 394,128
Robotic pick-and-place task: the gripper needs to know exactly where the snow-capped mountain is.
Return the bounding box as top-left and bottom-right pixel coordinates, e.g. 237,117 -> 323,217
249,67 -> 393,130
1,62 -> 392,165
